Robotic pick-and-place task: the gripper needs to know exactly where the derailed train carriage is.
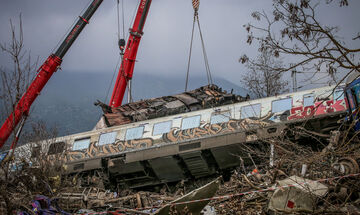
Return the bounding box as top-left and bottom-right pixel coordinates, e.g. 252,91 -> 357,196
10,84 -> 347,188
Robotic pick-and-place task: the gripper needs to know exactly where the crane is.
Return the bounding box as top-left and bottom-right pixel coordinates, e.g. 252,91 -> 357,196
109,0 -> 152,108
0,0 -> 103,148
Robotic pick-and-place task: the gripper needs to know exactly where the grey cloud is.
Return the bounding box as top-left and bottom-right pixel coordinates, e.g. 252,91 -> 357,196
0,0 -> 359,88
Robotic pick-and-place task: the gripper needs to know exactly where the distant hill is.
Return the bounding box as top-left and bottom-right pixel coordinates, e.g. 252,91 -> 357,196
3,71 -> 249,139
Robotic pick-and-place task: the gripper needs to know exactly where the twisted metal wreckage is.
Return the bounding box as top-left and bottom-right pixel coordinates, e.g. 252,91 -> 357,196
6,83 -> 349,189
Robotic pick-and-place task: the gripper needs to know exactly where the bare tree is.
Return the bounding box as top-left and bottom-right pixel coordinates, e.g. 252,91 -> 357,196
0,15 -> 40,215
241,50 -> 288,98
240,0 -> 359,86
0,15 -> 38,148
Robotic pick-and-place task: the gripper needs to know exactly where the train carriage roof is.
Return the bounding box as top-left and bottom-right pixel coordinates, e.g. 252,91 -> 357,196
98,85 -> 249,128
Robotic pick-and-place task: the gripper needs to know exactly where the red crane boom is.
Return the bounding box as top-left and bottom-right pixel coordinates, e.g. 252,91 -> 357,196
0,0 -> 103,148
109,0 -> 152,108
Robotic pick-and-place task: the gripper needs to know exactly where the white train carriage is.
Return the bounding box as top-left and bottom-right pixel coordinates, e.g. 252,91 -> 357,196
10,84 -> 347,188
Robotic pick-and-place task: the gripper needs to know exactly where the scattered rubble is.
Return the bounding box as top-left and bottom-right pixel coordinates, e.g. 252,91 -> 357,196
2,129 -> 360,214
2,158 -> 360,214
58,187 -> 176,212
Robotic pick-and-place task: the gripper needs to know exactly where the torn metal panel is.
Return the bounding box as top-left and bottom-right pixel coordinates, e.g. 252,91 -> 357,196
164,100 -> 184,109
173,93 -> 199,106
100,85 -> 247,128
153,177 -> 221,215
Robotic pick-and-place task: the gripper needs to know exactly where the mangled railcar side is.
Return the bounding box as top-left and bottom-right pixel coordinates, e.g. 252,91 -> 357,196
19,85 -> 347,188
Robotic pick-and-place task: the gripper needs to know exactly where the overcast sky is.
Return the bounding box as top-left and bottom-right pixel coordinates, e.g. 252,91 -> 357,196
0,0 -> 359,89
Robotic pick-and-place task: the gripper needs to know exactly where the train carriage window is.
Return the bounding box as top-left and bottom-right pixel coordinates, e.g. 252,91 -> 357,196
241,104 -> 261,119
125,126 -> 144,140
181,115 -> 201,130
303,94 -> 314,107
72,138 -> 90,151
48,142 -> 65,155
153,121 -> 172,136
98,131 -> 117,146
334,88 -> 344,101
272,98 -> 292,113
211,112 -> 230,124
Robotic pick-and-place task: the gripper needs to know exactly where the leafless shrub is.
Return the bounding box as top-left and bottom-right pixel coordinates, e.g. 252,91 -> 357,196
0,120 -> 66,214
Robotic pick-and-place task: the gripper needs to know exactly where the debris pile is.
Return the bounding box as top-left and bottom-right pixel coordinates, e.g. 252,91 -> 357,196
54,178 -> 220,214
2,130 -> 360,214
210,166 -> 360,214
57,187 -> 176,212
208,130 -> 360,214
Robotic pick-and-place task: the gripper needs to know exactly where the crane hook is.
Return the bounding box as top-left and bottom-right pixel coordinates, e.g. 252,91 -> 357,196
119,38 -> 125,55
192,0 -> 200,14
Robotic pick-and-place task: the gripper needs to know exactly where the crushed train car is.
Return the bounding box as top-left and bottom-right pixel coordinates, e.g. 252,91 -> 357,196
8,84 -> 348,188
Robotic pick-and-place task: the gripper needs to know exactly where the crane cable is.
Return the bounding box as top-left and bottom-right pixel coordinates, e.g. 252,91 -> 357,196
120,0 -> 143,103
118,0 -> 133,103
117,0 -> 126,54
185,11 -> 196,92
185,0 -> 213,91
118,0 -> 139,103
104,0 -> 127,104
